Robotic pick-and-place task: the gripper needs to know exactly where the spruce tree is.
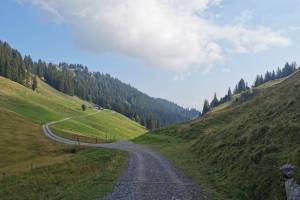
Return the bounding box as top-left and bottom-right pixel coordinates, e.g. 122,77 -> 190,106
202,99 -> 210,115
32,75 -> 38,91
210,93 -> 219,108
227,88 -> 232,98
254,75 -> 263,87
81,104 -> 86,111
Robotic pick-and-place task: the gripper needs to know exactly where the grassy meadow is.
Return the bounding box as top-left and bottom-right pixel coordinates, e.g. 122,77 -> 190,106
0,108 -> 127,200
134,71 -> 300,200
0,77 -> 146,199
0,76 -> 93,123
0,76 -> 146,139
51,109 -> 146,140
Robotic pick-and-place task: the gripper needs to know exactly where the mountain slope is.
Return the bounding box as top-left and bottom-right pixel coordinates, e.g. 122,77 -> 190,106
0,40 -> 199,128
0,76 -> 146,139
0,75 -> 146,199
0,107 -> 127,200
135,71 -> 300,200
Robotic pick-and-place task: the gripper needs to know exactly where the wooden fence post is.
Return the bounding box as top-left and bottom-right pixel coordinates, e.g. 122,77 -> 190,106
77,136 -> 80,145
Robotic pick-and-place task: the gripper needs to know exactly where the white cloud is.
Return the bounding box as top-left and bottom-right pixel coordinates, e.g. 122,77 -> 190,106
19,0 -> 290,76
234,9 -> 255,25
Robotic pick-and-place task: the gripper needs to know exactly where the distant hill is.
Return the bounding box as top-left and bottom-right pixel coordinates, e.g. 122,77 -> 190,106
0,40 -> 199,129
136,70 -> 300,200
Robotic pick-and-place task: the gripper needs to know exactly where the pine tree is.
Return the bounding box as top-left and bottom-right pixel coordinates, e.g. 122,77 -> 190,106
276,67 -> 282,78
81,104 -> 86,111
234,78 -> 247,94
254,75 -> 263,87
202,99 -> 210,115
227,88 -> 232,98
271,70 -> 276,80
210,93 -> 219,108
32,75 -> 38,91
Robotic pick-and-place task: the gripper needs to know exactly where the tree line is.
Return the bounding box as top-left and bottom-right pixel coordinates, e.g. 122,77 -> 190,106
0,40 -> 199,130
201,62 -> 299,115
0,42 -> 38,91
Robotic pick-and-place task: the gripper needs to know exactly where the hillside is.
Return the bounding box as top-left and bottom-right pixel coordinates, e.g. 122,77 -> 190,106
0,108 -> 127,200
135,71 -> 300,200
0,40 -> 199,128
0,75 -> 148,199
0,76 -> 146,139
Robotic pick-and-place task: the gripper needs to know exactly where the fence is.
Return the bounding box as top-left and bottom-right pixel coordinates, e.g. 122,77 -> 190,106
51,128 -> 116,144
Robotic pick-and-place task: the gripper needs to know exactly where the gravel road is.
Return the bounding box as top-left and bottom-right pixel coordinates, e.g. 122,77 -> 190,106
43,118 -> 207,200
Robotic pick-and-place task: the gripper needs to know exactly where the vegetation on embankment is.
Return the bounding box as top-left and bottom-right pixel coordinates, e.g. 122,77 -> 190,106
0,108 -> 127,200
135,71 -> 300,200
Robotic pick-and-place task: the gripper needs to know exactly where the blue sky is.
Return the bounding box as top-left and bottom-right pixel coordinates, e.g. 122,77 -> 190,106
1,0 -> 300,109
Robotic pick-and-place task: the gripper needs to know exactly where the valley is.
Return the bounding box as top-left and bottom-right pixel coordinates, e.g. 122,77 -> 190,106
0,39 -> 299,200
135,70 -> 300,200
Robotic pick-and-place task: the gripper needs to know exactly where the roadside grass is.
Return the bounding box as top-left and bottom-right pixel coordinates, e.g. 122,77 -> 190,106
0,108 -> 127,200
135,71 -> 300,200
50,126 -> 115,144
133,134 -> 227,200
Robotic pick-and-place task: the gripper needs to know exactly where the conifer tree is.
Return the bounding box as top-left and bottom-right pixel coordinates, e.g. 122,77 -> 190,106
227,88 -> 232,98
32,75 -> 38,91
210,93 -> 219,108
202,99 -> 210,115
81,104 -> 86,111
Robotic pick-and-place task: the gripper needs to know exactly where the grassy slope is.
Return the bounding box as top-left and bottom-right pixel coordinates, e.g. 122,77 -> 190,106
135,71 -> 300,200
0,77 -> 92,123
0,76 -> 146,139
211,76 -> 287,113
51,109 -> 146,140
0,77 -> 144,199
0,108 -> 127,200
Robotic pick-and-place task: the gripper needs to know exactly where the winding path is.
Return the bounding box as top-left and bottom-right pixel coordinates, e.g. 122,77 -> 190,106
43,114 -> 206,200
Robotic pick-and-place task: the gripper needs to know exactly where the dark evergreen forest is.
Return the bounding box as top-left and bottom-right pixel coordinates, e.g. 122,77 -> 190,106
0,40 -> 199,129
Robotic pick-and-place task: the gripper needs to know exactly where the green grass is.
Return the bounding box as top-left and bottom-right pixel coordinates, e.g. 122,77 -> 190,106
255,77 -> 286,89
211,93 -> 241,112
0,108 -> 127,200
0,76 -> 146,140
51,109 -> 146,140
211,76 -> 288,113
0,76 -> 93,123
135,71 -> 300,200
0,76 -> 145,199
134,134 -> 225,200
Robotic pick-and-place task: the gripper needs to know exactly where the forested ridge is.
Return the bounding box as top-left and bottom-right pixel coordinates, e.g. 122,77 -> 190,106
201,62 -> 299,114
0,40 -> 199,129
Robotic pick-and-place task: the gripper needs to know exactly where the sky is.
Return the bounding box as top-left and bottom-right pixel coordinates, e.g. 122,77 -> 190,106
1,0 -> 300,109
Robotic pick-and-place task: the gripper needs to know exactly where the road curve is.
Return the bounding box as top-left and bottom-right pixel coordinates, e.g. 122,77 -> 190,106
43,117 -> 207,200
